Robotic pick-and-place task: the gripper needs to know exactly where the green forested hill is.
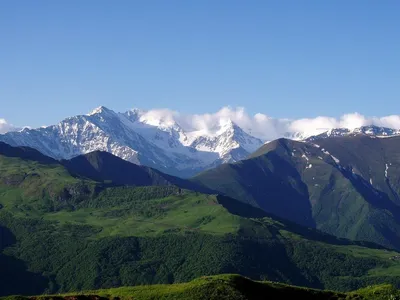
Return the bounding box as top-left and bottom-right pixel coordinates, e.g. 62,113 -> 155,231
2,143 -> 400,296
192,136 -> 400,250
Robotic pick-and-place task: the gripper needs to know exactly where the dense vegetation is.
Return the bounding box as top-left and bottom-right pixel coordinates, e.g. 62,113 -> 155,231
192,136 -> 400,250
3,274 -> 400,300
2,143 -> 400,296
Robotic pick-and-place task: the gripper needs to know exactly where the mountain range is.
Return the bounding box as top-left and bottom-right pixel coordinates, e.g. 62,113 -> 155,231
2,106 -> 400,249
4,106 -> 400,297
1,106 -> 400,177
0,107 -> 263,177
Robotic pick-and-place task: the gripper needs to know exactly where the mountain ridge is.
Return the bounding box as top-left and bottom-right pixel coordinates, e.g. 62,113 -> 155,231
192,134 -> 400,250
305,125 -> 400,141
3,107 -> 400,177
61,150 -> 210,192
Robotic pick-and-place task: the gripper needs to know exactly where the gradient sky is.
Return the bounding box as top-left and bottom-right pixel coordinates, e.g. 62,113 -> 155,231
1,0 -> 400,128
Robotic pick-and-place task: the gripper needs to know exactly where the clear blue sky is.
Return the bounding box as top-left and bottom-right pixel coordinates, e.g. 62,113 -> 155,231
1,0 -> 400,127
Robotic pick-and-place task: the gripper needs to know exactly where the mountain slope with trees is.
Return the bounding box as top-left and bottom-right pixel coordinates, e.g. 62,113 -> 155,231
2,142 -> 400,296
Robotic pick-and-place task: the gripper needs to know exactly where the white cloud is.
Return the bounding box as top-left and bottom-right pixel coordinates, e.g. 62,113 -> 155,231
134,106 -> 400,141
0,118 -> 19,134
288,116 -> 338,137
138,108 -> 180,128
372,115 -> 400,129
339,113 -> 368,129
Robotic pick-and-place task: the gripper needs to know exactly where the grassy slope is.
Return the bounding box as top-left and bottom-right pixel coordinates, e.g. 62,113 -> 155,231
43,188 -> 241,237
3,150 -> 400,295
0,152 -> 97,215
3,274 -> 400,300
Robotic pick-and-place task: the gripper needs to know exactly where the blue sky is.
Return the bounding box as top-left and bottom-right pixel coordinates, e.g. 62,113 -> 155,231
1,0 -> 400,128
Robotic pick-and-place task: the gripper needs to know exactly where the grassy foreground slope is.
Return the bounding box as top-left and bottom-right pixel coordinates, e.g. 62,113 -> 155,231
3,275 -> 400,300
3,144 -> 400,296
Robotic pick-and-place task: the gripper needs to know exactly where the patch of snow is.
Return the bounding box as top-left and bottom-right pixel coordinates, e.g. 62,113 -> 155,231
331,155 -> 340,163
306,164 -> 312,169
377,135 -> 397,139
385,163 -> 389,178
322,149 -> 330,155
301,154 -> 309,161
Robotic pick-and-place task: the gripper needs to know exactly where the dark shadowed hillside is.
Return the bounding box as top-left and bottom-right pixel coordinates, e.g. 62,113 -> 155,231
192,136 -> 400,250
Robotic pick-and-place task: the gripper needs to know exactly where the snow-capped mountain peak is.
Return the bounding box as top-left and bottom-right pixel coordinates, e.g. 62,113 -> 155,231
306,125 -> 400,141
88,106 -> 115,116
216,118 -> 236,134
0,107 -> 264,177
188,118 -> 263,160
353,125 -> 400,136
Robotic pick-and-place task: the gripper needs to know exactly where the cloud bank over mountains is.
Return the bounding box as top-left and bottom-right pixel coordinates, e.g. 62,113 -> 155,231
128,106 -> 400,141
3,106 -> 400,141
0,119 -> 20,134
